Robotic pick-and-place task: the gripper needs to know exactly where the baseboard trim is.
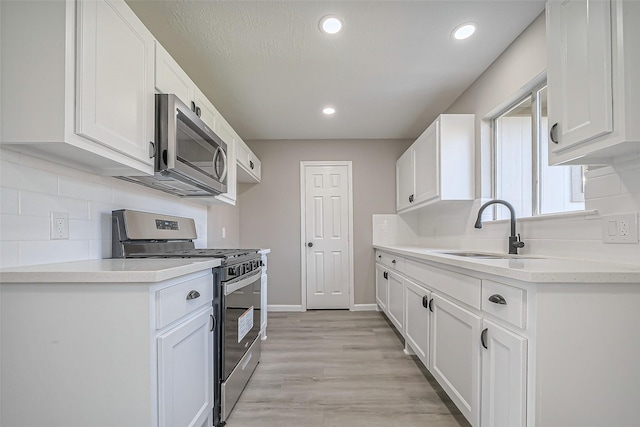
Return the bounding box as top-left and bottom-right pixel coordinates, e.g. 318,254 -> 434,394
268,305 -> 305,312
351,304 -> 379,312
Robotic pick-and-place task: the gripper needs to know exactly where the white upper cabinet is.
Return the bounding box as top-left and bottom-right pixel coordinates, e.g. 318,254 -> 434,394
396,114 -> 475,213
396,148 -> 414,211
1,0 -> 154,176
76,0 -> 155,166
236,138 -> 262,183
155,41 -> 195,108
154,31 -> 240,205
547,0 -> 640,165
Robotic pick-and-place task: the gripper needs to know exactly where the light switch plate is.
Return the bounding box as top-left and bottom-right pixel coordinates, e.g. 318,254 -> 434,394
602,213 -> 638,244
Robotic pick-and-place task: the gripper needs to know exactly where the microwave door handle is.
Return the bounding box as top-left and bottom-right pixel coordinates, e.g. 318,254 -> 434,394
213,146 -> 228,182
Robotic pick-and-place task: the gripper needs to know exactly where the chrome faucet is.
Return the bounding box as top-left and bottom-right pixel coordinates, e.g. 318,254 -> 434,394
474,199 -> 525,255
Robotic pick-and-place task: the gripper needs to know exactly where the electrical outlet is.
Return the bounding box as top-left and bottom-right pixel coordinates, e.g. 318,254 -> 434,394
602,213 -> 638,244
50,212 -> 69,240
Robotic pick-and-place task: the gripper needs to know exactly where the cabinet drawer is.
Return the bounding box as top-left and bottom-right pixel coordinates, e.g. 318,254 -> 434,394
424,265 -> 481,309
377,251 -> 405,272
156,274 -> 213,329
481,279 -> 526,329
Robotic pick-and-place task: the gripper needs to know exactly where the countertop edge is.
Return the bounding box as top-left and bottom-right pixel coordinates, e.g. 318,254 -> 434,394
0,259 -> 222,284
373,245 -> 640,284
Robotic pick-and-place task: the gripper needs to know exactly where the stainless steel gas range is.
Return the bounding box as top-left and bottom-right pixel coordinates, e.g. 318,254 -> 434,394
112,209 -> 262,426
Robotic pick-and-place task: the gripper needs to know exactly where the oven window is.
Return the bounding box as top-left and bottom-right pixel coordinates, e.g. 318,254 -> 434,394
175,111 -> 222,180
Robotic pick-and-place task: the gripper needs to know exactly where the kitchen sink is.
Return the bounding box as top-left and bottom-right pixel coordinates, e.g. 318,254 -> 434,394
439,252 -> 541,260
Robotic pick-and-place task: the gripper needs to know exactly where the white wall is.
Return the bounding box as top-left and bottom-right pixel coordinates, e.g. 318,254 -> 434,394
0,148 -> 209,268
377,12 -> 640,265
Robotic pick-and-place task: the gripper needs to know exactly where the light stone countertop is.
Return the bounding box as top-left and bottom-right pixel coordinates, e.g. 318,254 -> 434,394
374,245 -> 640,283
0,258 -> 221,283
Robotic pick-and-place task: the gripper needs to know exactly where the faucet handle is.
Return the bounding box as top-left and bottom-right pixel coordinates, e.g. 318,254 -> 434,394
514,233 -> 525,248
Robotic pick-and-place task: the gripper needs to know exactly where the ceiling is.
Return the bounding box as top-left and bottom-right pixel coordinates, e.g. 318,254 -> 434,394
126,1 -> 545,141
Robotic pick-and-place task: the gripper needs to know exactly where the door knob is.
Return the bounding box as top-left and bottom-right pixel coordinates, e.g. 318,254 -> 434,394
307,242 -> 313,247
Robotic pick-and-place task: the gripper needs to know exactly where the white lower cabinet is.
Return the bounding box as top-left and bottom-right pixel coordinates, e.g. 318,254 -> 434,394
375,264 -> 388,312
404,278 -> 431,368
480,319 -> 527,427
430,293 -> 482,426
0,269 -> 215,427
158,307 -> 213,427
386,270 -> 405,334
376,247 -> 640,426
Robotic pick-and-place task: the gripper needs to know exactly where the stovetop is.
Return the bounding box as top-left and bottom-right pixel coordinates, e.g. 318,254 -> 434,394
125,248 -> 260,262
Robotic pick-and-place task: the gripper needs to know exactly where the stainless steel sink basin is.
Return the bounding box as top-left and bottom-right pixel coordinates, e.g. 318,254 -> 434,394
440,252 -> 541,260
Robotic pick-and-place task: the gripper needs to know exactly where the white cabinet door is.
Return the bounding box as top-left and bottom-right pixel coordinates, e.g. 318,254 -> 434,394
194,87 -> 218,131
155,41 -> 195,107
386,270 -> 404,334
481,319 -> 527,427
236,138 -> 261,183
430,293 -> 481,426
158,307 -> 213,427
404,278 -> 431,368
547,0 -> 613,151
396,114 -> 474,213
413,120 -> 439,204
396,148 -> 414,211
375,264 -> 388,313
76,0 -> 154,167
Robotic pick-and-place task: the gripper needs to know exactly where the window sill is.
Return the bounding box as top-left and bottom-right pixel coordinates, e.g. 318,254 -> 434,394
487,209 -> 599,225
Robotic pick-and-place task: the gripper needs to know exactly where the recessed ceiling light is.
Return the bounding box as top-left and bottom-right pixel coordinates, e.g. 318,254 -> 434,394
322,107 -> 336,115
452,23 -> 476,40
319,15 -> 343,34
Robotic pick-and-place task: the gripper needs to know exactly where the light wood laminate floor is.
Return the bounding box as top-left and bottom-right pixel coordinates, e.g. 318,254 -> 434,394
226,310 -> 471,427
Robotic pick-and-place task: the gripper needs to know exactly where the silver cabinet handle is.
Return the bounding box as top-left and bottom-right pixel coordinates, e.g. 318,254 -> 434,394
488,294 -> 507,305
481,328 -> 488,349
186,290 -> 201,300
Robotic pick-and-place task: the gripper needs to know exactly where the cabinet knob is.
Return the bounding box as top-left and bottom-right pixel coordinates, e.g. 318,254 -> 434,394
250,160 -> 254,169
488,294 -> 507,305
307,242 -> 314,247
409,194 -> 414,203
391,259 -> 396,264
428,298 -> 434,312
422,295 -> 429,309
148,141 -> 156,158
191,101 -> 197,113
210,314 -> 216,332
481,328 -> 488,349
550,123 -> 559,144
186,290 -> 201,300
195,106 -> 201,117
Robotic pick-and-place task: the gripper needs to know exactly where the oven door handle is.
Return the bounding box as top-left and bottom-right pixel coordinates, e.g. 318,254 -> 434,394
224,270 -> 262,296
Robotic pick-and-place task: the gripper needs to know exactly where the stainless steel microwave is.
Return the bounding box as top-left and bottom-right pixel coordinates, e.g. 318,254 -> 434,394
117,94 -> 228,197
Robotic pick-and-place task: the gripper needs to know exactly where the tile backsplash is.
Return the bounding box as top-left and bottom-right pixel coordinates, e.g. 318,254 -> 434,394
0,148 -> 208,268
374,157 -> 640,266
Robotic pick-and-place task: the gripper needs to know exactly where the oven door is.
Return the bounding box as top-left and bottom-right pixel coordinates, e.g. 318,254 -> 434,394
222,270 -> 261,380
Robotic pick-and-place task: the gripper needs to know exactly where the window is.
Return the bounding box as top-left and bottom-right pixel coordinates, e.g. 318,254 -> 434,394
492,83 -> 585,220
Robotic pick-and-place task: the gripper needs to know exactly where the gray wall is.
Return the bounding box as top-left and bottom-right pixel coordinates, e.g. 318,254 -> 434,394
445,12 -> 546,199
238,139 -> 411,307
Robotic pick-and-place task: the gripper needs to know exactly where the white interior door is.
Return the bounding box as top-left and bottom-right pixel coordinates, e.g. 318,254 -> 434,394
302,163 -> 353,309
